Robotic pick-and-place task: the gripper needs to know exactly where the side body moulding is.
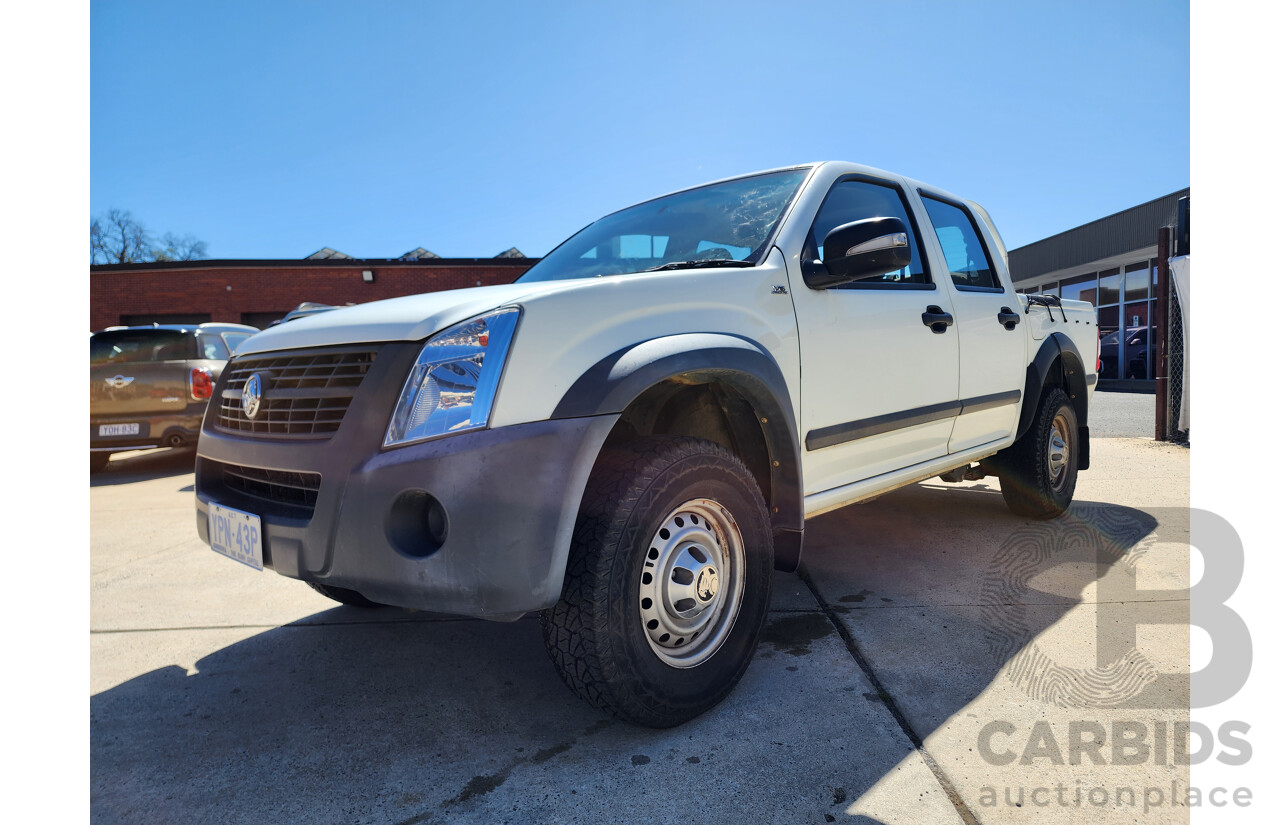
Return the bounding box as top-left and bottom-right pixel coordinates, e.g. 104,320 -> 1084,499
551,333 -> 806,571
804,390 -> 1021,452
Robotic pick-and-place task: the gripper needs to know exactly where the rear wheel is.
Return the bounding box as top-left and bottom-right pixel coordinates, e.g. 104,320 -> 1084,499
541,436 -> 773,728
998,387 -> 1078,519
307,582 -> 387,608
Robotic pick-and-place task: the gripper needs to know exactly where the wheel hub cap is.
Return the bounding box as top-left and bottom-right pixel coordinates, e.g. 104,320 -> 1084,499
696,567 -> 719,602
638,499 -> 746,668
1047,413 -> 1071,490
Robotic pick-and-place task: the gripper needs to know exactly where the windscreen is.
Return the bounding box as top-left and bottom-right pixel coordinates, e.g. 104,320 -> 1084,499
517,169 -> 809,283
91,330 -> 192,365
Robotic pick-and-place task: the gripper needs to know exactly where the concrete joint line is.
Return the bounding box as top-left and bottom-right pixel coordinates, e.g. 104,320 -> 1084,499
797,565 -> 982,825
89,616 -> 481,634
801,597 -> 1191,612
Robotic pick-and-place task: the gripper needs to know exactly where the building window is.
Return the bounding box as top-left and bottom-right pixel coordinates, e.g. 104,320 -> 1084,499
1055,262 -> 1156,381
1124,262 -> 1149,303
1122,262 -> 1153,380
1061,273 -> 1096,306
1097,268 -> 1121,307
1095,268 -> 1122,379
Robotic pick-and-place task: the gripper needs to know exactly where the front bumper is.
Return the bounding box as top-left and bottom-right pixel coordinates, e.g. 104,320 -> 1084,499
194,341 -> 617,619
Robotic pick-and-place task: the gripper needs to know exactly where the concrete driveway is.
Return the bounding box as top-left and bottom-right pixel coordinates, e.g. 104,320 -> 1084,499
91,438 -> 1190,824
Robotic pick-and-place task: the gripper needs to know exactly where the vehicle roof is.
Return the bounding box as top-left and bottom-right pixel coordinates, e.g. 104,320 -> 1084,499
96,322 -> 259,334
597,163 -> 818,218
598,161 -> 988,222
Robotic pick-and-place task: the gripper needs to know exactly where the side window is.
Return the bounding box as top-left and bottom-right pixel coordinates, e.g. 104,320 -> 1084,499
807,179 -> 930,286
920,195 -> 1000,290
222,332 -> 252,355
199,334 -> 230,360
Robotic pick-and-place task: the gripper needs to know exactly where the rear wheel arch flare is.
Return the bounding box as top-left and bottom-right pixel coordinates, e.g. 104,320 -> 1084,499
1019,332 -> 1088,440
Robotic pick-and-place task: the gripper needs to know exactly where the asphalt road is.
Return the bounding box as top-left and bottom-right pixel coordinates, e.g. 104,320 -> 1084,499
91,437 -> 1191,824
1090,391 -> 1155,438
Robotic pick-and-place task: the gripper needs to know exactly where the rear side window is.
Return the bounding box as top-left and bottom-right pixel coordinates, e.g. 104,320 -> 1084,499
807,179 -> 930,286
198,334 -> 231,360
222,332 -> 253,355
921,195 -> 1000,290
90,330 -> 192,365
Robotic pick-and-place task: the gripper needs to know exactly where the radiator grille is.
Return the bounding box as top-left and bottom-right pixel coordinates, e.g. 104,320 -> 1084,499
216,461 -> 322,516
216,348 -> 377,439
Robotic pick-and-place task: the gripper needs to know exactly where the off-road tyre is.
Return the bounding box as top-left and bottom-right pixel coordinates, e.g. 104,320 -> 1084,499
307,582 -> 387,608
998,387 -> 1079,519
541,436 -> 773,728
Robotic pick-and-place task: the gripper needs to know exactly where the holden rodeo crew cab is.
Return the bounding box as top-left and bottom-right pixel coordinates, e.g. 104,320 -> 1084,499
194,162 -> 1097,727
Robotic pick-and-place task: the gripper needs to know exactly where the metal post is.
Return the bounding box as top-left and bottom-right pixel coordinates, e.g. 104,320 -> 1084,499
1154,227 -> 1171,441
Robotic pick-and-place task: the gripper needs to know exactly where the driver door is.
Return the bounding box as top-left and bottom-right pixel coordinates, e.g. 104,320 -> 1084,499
789,175 -> 961,495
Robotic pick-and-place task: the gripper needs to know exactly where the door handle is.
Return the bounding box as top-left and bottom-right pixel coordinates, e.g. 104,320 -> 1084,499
921,305 -> 954,334
997,306 -> 1021,330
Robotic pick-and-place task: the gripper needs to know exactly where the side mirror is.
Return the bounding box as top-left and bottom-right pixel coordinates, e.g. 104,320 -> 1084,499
802,217 -> 912,289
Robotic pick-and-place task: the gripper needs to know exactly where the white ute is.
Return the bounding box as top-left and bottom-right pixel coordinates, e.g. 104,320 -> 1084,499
194,162 -> 1098,727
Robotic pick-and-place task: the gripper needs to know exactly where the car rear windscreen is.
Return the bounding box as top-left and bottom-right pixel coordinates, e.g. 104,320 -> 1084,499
91,330 -> 193,365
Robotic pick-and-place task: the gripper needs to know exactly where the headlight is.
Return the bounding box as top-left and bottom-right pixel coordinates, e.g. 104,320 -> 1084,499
384,307 -> 521,447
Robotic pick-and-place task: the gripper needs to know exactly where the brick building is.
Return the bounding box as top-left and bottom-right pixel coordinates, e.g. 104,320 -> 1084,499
89,251 -> 537,331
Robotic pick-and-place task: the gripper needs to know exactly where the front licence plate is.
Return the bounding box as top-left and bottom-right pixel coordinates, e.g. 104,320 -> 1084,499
208,502 -> 264,571
98,423 -> 140,437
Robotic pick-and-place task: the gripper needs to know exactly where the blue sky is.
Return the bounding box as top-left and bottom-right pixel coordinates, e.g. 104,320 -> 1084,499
91,0 -> 1189,259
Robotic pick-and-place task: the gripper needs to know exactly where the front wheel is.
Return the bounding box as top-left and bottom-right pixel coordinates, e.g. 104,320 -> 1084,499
997,387 -> 1079,519
541,436 -> 773,728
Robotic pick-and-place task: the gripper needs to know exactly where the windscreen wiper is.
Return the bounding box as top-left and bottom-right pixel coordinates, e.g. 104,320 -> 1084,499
642,259 -> 755,272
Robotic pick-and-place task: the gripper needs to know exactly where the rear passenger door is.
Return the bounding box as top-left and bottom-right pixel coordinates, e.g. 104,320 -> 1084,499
789,175 -> 961,495
914,192 -> 1027,453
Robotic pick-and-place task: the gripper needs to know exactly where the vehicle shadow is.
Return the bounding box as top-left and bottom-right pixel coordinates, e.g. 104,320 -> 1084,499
798,481 -> 1186,759
90,603 -> 906,825
90,483 -> 1179,824
90,447 -> 196,487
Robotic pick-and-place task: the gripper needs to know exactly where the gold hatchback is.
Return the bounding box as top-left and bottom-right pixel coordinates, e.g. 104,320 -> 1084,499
90,323 -> 258,472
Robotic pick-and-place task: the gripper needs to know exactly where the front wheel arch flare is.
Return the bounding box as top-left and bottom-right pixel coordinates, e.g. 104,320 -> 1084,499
551,334 -> 803,538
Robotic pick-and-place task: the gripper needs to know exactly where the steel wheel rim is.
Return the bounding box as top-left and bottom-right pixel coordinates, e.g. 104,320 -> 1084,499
638,498 -> 746,668
1047,412 -> 1071,491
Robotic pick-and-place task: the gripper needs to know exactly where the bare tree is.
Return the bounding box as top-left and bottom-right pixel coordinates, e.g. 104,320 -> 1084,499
90,209 -> 209,264
154,233 -> 210,262
90,218 -> 106,263
91,209 -> 149,264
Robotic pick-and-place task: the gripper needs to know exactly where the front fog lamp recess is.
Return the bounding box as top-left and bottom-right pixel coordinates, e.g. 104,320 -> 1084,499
388,490 -> 448,558
384,307 -> 520,447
